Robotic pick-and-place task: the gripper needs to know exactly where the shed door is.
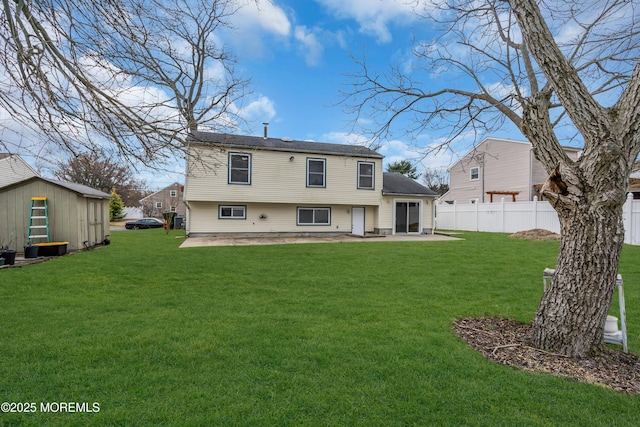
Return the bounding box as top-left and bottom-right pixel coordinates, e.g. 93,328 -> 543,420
351,207 -> 365,236
87,199 -> 104,246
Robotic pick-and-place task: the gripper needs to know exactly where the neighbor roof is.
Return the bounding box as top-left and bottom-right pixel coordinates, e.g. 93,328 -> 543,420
189,131 -> 384,159
382,172 -> 439,197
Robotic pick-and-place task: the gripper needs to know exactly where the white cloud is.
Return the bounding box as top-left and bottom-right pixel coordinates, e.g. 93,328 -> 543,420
236,95 -> 277,123
315,0 -> 417,43
294,26 -> 324,66
322,131 -> 370,146
234,0 -> 291,37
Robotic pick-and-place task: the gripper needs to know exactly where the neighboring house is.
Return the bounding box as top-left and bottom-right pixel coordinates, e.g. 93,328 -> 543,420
184,131 -> 439,236
0,176 -> 111,252
0,153 -> 38,188
442,137 -> 582,203
140,182 -> 186,218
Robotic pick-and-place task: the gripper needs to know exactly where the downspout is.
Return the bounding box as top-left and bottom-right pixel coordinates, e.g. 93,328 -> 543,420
529,147 -> 533,200
184,138 -> 191,236
432,197 -> 436,234
480,154 -> 485,203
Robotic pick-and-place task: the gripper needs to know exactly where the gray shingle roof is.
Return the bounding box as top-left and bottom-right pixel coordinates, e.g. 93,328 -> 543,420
189,131 -> 383,159
42,178 -> 112,199
382,172 -> 439,196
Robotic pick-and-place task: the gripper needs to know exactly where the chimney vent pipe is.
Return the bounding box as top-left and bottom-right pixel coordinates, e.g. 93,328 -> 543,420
263,123 -> 269,139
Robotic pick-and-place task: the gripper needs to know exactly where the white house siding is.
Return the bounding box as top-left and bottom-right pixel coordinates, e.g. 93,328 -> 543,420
0,155 -> 38,188
186,147 -> 383,206
187,201 -> 381,235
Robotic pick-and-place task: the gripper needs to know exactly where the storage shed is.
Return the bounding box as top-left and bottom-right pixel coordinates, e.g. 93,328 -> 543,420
0,177 -> 111,253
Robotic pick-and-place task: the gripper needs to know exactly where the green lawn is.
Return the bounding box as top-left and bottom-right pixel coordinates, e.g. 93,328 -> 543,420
1,230 -> 639,426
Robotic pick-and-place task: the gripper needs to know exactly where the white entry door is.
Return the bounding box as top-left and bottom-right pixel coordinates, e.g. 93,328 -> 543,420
352,207 -> 365,236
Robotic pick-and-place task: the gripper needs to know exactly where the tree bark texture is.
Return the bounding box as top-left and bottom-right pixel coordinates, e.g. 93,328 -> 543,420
531,193 -> 625,357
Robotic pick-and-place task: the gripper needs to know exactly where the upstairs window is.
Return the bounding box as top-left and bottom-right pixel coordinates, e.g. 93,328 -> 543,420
307,158 -> 326,188
170,190 -> 177,197
358,162 -> 375,189
470,167 -> 479,181
229,153 -> 251,184
155,202 -> 162,209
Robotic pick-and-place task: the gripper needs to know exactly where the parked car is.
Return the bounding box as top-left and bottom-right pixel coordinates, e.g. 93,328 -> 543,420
125,218 -> 165,230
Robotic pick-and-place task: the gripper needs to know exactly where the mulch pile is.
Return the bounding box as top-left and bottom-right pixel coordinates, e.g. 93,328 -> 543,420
453,317 -> 640,394
509,229 -> 560,240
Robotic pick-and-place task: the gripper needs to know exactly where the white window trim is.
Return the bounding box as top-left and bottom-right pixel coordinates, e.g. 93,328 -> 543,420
392,198 -> 423,235
170,190 -> 177,197
470,166 -> 480,181
155,202 -> 162,209
219,205 -> 247,219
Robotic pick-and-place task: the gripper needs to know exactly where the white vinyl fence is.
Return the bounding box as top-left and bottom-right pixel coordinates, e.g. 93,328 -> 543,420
436,194 -> 640,246
123,206 -> 143,219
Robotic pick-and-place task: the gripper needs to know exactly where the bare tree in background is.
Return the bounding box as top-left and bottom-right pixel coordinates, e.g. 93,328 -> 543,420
422,167 -> 449,196
0,0 -> 249,164
52,152 -> 149,206
345,0 -> 640,357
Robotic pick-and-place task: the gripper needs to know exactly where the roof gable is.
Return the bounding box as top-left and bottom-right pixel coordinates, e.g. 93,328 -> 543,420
140,182 -> 183,202
188,131 -> 384,159
449,137 -> 582,171
0,154 -> 39,188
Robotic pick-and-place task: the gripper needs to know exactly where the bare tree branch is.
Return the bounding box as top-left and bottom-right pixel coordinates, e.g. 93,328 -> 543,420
0,0 -> 250,166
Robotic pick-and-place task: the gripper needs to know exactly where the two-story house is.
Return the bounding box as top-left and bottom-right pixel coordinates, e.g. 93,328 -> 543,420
442,137 -> 582,203
184,131 -> 438,236
140,182 -> 186,217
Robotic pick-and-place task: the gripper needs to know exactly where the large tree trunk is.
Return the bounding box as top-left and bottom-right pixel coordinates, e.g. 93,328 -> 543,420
531,204 -> 624,357
530,162 -> 627,358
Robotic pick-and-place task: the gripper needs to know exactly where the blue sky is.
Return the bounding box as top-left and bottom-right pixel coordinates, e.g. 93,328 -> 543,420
10,0 -> 530,189
166,0 -> 490,190
225,0 -> 458,173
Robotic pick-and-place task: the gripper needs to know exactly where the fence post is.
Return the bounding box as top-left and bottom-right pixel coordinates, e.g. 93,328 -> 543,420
474,200 -> 479,231
500,197 -> 505,232
533,196 -> 538,230
625,193 -> 633,245
453,201 -> 457,231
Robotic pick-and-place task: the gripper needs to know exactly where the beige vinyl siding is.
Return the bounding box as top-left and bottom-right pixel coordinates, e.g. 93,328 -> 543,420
188,201 -> 381,234
186,147 -> 383,206
423,198 -> 435,231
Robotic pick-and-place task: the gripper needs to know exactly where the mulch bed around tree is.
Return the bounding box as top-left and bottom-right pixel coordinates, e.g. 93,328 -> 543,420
453,317 -> 640,394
